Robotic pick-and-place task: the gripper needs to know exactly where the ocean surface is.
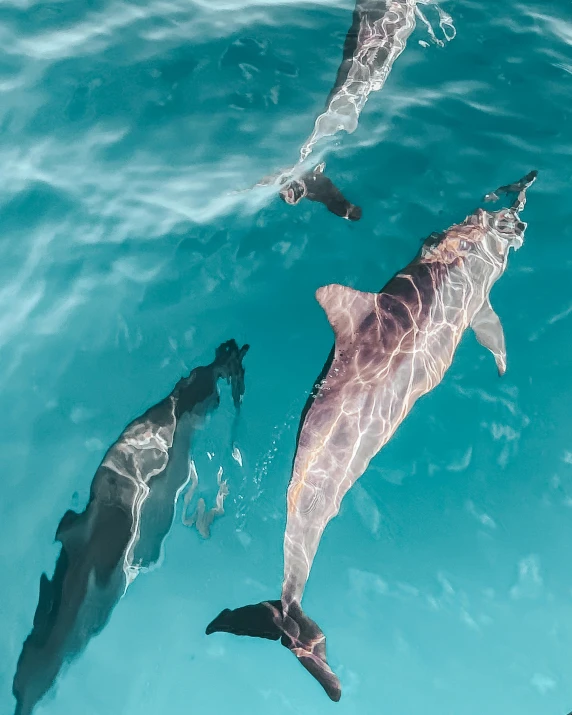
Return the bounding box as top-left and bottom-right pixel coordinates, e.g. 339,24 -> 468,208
1,0 -> 571,713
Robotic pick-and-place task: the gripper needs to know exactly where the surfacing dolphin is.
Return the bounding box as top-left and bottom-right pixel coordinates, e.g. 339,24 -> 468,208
13,340 -> 249,715
277,0 -> 455,219
278,162 -> 362,221
206,171 -> 537,700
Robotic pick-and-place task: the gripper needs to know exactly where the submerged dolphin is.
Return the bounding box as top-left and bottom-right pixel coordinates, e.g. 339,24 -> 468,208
279,162 -> 362,221
206,171 -> 537,700
278,0 -> 454,218
301,0 -> 423,161
13,340 -> 249,715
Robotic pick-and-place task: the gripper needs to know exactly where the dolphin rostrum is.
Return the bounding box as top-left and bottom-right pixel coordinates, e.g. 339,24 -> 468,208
13,340 -> 249,715
206,172 -> 537,700
277,0 -> 454,218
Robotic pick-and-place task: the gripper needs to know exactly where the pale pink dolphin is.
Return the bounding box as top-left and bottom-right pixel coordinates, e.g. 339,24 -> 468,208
206,171 -> 537,701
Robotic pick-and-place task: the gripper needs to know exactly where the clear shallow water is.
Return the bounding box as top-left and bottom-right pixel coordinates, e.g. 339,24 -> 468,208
1,0 -> 571,713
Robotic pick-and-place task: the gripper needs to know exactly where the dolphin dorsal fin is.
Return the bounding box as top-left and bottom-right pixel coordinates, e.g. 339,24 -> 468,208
55,508 -> 87,557
315,284 -> 377,345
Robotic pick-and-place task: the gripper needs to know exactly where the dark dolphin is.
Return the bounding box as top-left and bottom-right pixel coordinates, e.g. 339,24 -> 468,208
279,163 -> 362,221
206,172 -> 537,700
13,340 -> 249,715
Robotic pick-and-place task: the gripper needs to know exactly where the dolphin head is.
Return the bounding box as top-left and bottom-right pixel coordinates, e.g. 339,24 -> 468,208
279,178 -> 307,206
421,171 -> 537,278
279,164 -> 362,221
213,340 -> 250,409
482,170 -> 538,254
486,208 -> 527,251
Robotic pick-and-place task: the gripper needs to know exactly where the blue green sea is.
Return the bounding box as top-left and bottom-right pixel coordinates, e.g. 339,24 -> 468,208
1,0 -> 571,713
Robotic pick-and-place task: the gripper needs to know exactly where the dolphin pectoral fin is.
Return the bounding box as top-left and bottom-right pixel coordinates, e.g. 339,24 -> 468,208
472,299 -> 507,376
316,284 -> 376,346
33,574 -> 54,633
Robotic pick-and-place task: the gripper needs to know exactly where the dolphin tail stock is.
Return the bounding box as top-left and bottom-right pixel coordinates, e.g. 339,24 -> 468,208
13,696 -> 36,715
206,599 -> 342,702
213,339 -> 249,410
14,699 -> 28,715
12,516 -> 74,715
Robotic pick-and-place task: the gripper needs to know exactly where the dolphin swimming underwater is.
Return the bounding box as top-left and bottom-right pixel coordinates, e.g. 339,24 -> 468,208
13,340 -> 249,715
278,162 -> 362,221
299,0 -> 448,161
277,0 -> 455,219
206,171 -> 537,700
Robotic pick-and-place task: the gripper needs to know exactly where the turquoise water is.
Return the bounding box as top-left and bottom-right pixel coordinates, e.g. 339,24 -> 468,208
1,0 -> 571,713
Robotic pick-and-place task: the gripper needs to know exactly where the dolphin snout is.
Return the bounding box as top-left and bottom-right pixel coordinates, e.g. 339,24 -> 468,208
484,170 -> 538,210
516,170 -> 538,191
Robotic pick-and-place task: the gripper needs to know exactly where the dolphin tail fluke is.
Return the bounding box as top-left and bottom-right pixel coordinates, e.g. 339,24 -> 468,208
282,600 -> 342,702
206,600 -> 342,702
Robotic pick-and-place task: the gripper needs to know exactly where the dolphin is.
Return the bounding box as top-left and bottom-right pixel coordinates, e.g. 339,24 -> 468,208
278,163 -> 362,221
206,171 -> 537,700
276,0 -> 454,219
13,339 -> 249,715
301,0 -> 422,161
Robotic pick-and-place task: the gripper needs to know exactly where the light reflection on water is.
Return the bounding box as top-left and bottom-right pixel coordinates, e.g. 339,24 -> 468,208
0,0 -> 571,713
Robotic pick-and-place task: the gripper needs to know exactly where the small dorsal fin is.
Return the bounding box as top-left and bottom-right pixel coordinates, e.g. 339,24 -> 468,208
55,509 -> 80,541
315,284 -> 377,345
55,508 -> 87,558
33,573 -> 54,630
